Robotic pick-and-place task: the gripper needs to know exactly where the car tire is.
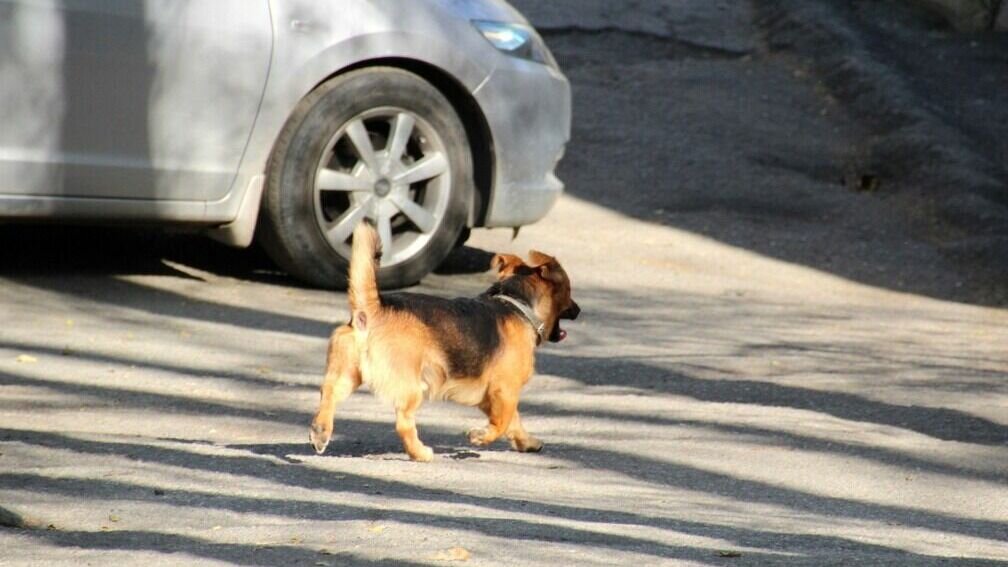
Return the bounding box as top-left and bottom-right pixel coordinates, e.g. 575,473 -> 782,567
258,67 -> 472,289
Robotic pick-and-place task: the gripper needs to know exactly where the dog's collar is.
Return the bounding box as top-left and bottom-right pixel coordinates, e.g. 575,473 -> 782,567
493,294 -> 546,345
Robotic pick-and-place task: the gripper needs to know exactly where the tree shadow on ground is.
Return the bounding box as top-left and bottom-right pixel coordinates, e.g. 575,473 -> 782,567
518,399 -> 1008,485
3,523 -> 429,567
3,432 -> 1004,566
5,263 -> 1004,449
1,222 -> 1005,561
3,348 -> 1006,548
536,352 -> 1008,446
0,434 -> 760,563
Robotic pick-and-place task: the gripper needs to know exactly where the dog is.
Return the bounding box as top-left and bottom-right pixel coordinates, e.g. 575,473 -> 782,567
308,222 -> 580,461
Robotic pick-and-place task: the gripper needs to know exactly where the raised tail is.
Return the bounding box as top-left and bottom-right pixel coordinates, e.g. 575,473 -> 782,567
348,221 -> 381,330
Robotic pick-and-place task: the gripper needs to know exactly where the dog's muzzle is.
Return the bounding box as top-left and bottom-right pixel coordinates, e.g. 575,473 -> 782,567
549,301 -> 580,343
560,301 -> 580,320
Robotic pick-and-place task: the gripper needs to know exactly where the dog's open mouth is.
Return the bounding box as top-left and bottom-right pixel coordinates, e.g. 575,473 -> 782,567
549,301 -> 580,342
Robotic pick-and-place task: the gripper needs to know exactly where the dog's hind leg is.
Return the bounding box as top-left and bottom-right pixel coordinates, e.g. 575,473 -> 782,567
394,393 -> 433,462
310,325 -> 360,454
505,411 -> 543,453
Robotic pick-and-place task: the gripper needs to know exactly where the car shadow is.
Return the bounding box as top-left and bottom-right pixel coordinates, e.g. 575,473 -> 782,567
433,244 -> 496,275
0,225 -> 285,283
0,224 -> 497,284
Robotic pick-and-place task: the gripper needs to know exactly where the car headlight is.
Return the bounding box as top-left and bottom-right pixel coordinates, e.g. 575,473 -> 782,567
472,20 -> 558,69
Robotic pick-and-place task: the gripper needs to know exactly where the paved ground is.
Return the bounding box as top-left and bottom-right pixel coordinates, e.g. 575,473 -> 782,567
752,0 -> 1008,302
1,1 -> 1007,565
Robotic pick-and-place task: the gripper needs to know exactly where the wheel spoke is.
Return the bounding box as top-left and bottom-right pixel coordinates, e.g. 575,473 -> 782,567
390,193 -> 437,233
393,152 -> 448,185
316,168 -> 372,193
376,212 -> 393,253
310,108 -> 452,268
325,200 -> 370,246
386,113 -> 415,164
345,119 -> 379,173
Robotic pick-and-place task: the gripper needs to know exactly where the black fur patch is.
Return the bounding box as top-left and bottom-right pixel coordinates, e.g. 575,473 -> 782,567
482,277 -> 537,307
380,293 -> 509,377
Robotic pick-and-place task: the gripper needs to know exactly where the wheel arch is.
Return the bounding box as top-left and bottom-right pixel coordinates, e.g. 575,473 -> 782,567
209,56 -> 496,248
254,63 -> 477,288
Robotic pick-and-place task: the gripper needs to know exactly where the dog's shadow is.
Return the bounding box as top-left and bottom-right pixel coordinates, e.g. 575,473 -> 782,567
229,440 -> 487,464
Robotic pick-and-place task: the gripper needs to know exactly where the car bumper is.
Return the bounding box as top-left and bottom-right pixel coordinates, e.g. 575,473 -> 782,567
473,58 -> 571,227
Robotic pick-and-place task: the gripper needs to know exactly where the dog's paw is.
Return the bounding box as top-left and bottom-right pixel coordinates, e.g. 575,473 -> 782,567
409,445 -> 434,462
309,421 -> 332,455
511,436 -> 543,453
467,427 -> 489,446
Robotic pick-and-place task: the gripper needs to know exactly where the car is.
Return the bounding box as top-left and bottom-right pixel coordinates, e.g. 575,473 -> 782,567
0,0 -> 570,288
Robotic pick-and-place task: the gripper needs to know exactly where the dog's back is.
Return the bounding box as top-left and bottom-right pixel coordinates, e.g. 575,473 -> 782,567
380,293 -> 509,378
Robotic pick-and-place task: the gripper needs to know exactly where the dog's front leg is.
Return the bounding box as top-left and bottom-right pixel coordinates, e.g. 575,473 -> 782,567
505,411 -> 543,453
310,325 -> 360,454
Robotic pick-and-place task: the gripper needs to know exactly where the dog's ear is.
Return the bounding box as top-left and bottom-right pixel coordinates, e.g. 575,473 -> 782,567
527,250 -> 555,267
536,262 -> 564,283
491,253 -> 527,278
529,250 -> 565,283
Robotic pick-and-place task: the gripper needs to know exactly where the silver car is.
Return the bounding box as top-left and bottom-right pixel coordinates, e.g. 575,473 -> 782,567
0,0 -> 570,287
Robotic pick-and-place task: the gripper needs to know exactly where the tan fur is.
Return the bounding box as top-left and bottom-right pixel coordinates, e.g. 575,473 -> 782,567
309,225 -> 577,462
490,253 -> 526,278
348,222 -> 381,329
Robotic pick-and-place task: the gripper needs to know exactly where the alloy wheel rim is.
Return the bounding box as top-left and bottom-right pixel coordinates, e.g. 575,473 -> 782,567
313,107 -> 451,267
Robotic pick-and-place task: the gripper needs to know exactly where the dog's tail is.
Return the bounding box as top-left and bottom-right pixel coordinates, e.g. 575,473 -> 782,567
348,220 -> 381,331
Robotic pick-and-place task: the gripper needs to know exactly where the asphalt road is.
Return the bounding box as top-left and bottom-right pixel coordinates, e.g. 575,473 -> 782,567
1,1 -> 1007,565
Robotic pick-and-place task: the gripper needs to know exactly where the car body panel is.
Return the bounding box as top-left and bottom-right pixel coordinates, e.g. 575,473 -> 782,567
0,0 -> 571,239
475,59 -> 570,227
0,0 -> 272,208
212,0 -> 500,225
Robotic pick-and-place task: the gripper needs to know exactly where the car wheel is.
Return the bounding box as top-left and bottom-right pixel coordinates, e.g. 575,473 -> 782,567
259,67 -> 471,289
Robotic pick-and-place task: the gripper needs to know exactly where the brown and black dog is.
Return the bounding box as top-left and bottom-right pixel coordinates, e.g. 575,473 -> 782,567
308,222 -> 580,461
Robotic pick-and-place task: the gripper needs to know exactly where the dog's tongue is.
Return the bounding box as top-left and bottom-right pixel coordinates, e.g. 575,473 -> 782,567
558,329 -> 567,341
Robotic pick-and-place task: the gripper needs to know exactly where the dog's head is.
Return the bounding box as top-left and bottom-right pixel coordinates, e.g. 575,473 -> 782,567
491,251 -> 580,343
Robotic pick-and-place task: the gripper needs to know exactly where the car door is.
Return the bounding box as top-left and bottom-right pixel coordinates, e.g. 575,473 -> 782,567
0,0 -> 272,203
